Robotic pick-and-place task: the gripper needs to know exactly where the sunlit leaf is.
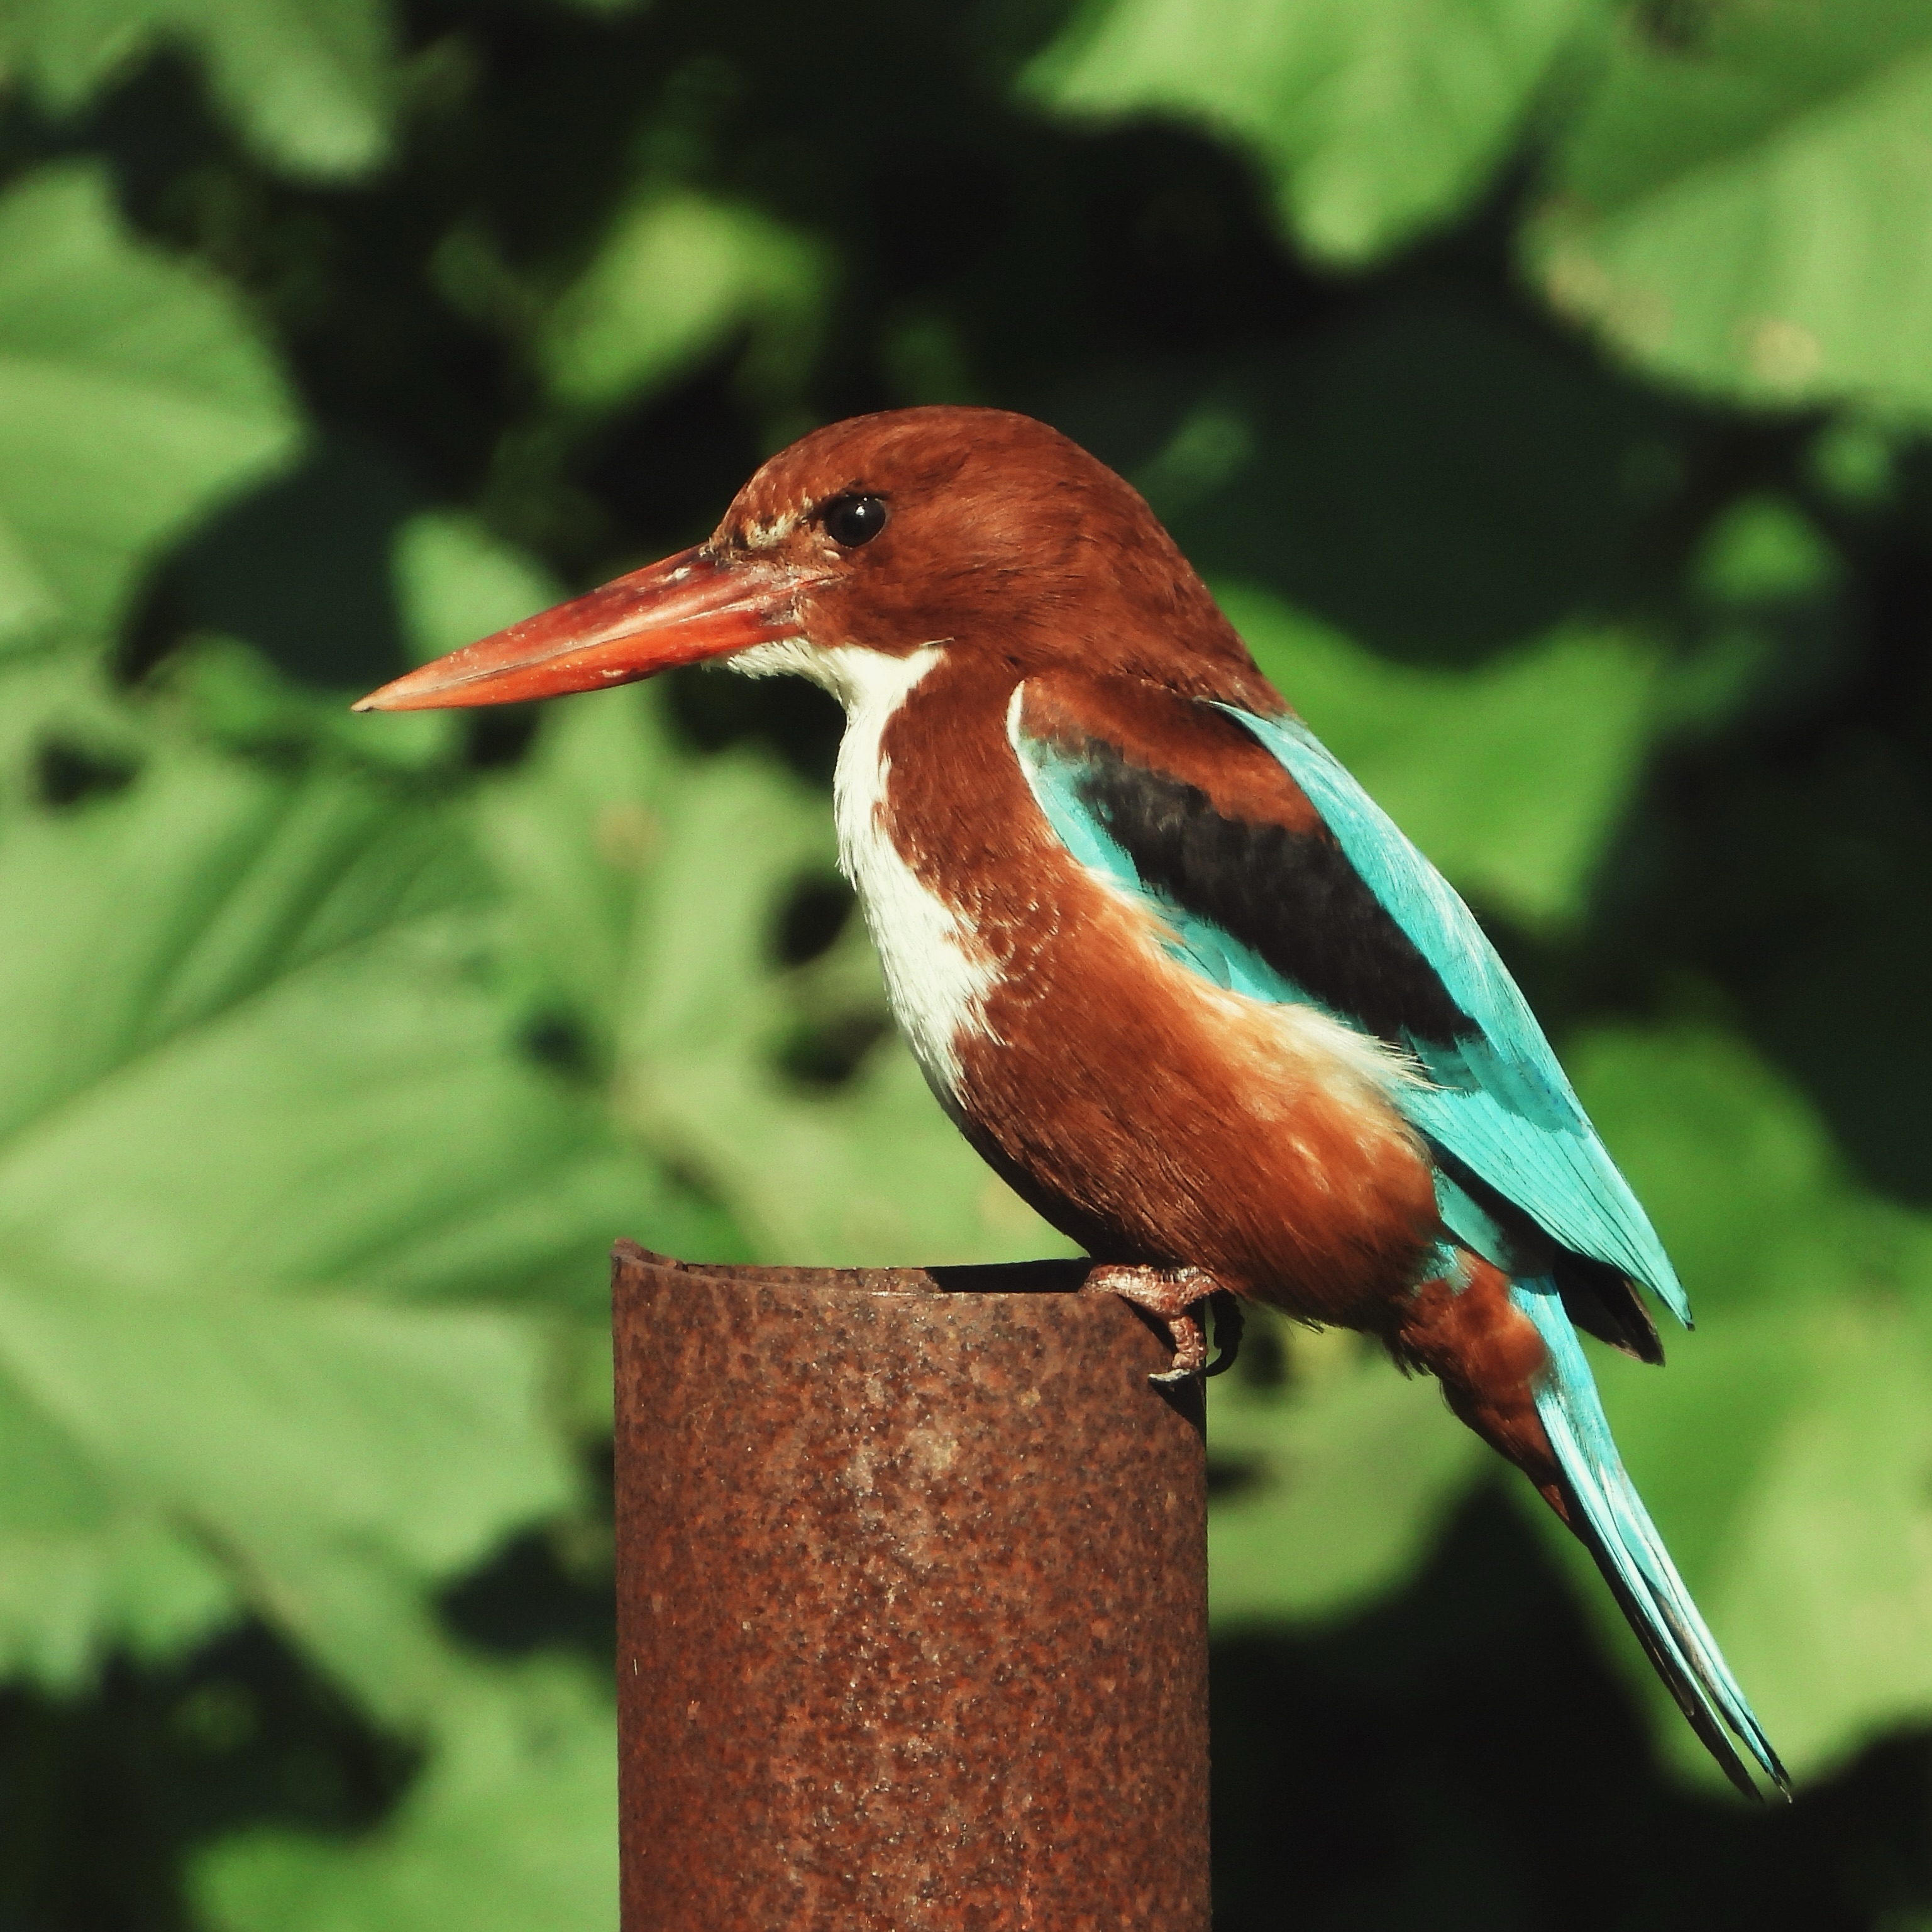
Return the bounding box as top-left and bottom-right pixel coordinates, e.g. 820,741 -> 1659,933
0,1355 -> 232,1685
0,679 -> 707,1686
1528,6 -> 1932,412
1210,1323 -> 1484,1626
0,653 -> 147,818
0,165 -> 299,649
1221,583 -> 1655,927
1570,1025 -> 1900,1316
0,1277 -> 571,1576
163,634 -> 456,776
196,1662 -> 617,1932
543,191 -> 832,411
392,514 -> 562,669
470,684 -> 676,1066
1025,0 -> 1592,264
0,0 -> 398,180
1689,1295 -> 1932,1780
1689,495 -> 1841,606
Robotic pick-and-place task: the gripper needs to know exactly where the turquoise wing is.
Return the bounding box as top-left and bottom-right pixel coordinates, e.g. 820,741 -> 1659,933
1218,708 -> 1686,1323
1008,679 -> 1686,1325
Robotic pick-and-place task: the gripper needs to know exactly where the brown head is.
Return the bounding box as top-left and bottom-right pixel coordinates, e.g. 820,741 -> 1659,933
355,406 -> 1278,715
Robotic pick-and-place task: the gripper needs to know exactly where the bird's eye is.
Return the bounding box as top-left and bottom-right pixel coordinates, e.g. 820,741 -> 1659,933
821,494 -> 889,548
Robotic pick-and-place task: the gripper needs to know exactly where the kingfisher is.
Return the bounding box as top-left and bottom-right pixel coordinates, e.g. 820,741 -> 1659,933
358,405 -> 1786,1796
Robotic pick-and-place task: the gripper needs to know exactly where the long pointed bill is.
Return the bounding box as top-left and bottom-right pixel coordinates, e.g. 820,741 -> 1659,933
353,546 -> 812,712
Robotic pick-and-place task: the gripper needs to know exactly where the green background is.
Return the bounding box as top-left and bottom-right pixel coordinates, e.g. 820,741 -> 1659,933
0,0 -> 1930,1923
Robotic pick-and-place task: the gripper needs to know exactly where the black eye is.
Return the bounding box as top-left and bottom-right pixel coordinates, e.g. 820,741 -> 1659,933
822,494 -> 889,547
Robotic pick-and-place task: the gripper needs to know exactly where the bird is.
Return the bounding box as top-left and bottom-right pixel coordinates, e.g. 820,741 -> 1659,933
357,404 -> 1786,1797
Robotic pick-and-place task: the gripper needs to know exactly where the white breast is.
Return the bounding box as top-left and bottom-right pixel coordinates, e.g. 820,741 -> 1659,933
732,640 -> 998,1097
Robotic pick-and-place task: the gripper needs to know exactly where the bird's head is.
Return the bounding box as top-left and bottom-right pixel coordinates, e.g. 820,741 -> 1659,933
355,406 -> 1274,715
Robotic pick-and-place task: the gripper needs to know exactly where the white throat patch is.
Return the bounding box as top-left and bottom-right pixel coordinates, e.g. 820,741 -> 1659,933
732,641 -> 997,1095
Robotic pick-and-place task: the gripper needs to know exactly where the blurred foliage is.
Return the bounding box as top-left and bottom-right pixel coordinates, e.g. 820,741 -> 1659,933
0,0 -> 1929,1926
1026,0 -> 1592,265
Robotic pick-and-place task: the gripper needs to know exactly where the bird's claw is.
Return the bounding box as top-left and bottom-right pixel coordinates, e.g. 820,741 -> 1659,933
1082,1264 -> 1231,1383
1203,1290 -> 1244,1377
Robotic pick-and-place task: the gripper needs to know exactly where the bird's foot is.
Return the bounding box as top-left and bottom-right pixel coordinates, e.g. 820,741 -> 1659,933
1082,1265 -> 1239,1383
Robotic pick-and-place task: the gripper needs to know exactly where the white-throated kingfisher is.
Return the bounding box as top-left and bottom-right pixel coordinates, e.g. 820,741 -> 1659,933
358,406 -> 1786,1796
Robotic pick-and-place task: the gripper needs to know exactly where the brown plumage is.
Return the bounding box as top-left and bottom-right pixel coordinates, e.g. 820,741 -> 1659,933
890,654 -> 1445,1327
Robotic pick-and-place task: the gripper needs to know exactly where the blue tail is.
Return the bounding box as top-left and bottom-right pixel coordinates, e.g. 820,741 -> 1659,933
1513,1280 -> 1789,1799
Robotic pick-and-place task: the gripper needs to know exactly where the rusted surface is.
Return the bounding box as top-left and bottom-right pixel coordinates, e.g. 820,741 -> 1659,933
612,1241 -> 1210,1932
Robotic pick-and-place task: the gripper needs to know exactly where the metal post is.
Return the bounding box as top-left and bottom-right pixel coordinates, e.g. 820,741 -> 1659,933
611,1242 -> 1210,1931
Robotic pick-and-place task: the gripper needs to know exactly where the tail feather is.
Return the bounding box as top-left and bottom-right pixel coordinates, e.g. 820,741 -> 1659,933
1512,1280 -> 1790,1800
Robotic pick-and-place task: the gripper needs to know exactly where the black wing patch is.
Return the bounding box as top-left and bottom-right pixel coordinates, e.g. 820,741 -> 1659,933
1069,738 -> 1472,1048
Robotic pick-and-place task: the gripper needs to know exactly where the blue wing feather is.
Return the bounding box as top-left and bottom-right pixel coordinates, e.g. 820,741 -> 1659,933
1013,695 -> 1687,1326
1218,709 -> 1687,1325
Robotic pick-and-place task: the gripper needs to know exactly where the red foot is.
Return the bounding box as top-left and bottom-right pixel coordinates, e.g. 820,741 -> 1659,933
1083,1264 -> 1227,1383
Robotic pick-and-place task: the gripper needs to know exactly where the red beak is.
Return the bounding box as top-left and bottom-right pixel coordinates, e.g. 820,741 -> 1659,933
353,545 -> 812,712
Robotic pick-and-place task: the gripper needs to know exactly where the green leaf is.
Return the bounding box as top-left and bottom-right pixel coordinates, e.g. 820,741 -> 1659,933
542,190 -> 832,411
0,653 -> 148,816
0,675 -> 704,1687
0,1239 -> 575,1693
0,1355 -> 231,1685
475,685 -> 680,1077
30,917 -> 707,1311
0,0 -> 399,180
195,1662 -> 617,1932
0,165 -> 299,649
1689,494 -> 1840,606
360,511 -> 566,770
162,634 -> 457,776
1220,583 -> 1655,927
392,513 -> 563,670
0,726 -> 476,1150
0,1276 -> 571,1576
1568,1025 -> 1909,1316
1808,415 -> 1901,509
1210,1322 -> 1484,1626
1528,6 -> 1932,412
1692,1296 -> 1932,1780
0,744 -> 698,1311
1025,0 -> 1592,265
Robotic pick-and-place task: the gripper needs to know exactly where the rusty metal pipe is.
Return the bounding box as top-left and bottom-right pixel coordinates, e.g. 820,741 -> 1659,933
612,1243 -> 1210,1931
